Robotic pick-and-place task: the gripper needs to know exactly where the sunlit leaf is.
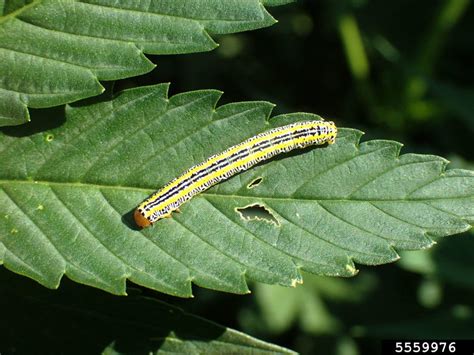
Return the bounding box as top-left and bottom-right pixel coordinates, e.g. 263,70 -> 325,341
1,84 -> 473,296
0,0 -> 291,126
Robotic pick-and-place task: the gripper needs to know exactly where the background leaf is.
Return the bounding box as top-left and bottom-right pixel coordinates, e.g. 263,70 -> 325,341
0,0 -> 291,126
1,84 -> 473,296
239,272 -> 375,336
431,81 -> 474,131
361,305 -> 474,339
0,268 -> 295,355
400,231 -> 474,290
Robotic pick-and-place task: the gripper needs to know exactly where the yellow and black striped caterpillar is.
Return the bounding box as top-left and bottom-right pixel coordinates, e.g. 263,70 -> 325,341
134,120 -> 337,228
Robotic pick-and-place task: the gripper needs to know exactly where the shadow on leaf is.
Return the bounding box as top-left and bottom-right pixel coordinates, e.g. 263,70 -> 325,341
0,269 -> 226,354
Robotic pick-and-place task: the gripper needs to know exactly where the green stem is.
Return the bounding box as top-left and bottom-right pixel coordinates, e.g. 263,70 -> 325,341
416,0 -> 470,76
337,12 -> 370,81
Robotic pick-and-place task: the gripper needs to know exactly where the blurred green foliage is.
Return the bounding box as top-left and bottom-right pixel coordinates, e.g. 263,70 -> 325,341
120,0 -> 473,353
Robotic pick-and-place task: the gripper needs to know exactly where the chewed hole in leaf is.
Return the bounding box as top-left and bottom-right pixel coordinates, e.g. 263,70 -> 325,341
247,177 -> 263,189
236,204 -> 279,226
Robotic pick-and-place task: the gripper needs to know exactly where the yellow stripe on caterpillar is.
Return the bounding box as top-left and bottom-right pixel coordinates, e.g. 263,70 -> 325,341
134,120 -> 337,228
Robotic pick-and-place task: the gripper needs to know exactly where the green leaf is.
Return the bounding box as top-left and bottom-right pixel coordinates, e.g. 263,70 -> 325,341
0,0 -> 286,126
248,281 -> 340,335
1,84 -> 473,296
0,269 -> 295,354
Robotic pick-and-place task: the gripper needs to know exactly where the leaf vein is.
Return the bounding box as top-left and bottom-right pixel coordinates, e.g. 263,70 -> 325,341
172,216 -> 252,275
292,144 -> 393,196
347,160 -> 441,198
84,92 -> 216,181
1,187 -> 66,265
369,202 -> 426,230
126,104 -> 263,181
95,189 -> 201,288
205,196 -> 336,269
269,202 -> 387,258
49,186 -> 130,270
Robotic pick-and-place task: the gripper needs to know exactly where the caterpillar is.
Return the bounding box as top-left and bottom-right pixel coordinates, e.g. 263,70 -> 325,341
134,120 -> 337,228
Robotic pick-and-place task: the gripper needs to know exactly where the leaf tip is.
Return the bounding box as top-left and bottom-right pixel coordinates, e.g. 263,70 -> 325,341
419,235 -> 437,249
345,263 -> 358,276
290,277 -> 303,287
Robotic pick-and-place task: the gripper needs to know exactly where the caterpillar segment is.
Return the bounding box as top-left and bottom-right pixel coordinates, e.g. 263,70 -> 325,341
134,120 -> 337,228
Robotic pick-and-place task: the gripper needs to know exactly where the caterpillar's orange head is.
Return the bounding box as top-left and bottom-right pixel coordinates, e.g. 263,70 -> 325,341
134,208 -> 152,228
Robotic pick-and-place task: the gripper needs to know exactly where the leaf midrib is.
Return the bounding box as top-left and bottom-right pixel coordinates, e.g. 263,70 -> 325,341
0,0 -> 42,24
86,1 -> 263,24
1,179 -> 469,202
17,15 -> 203,46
